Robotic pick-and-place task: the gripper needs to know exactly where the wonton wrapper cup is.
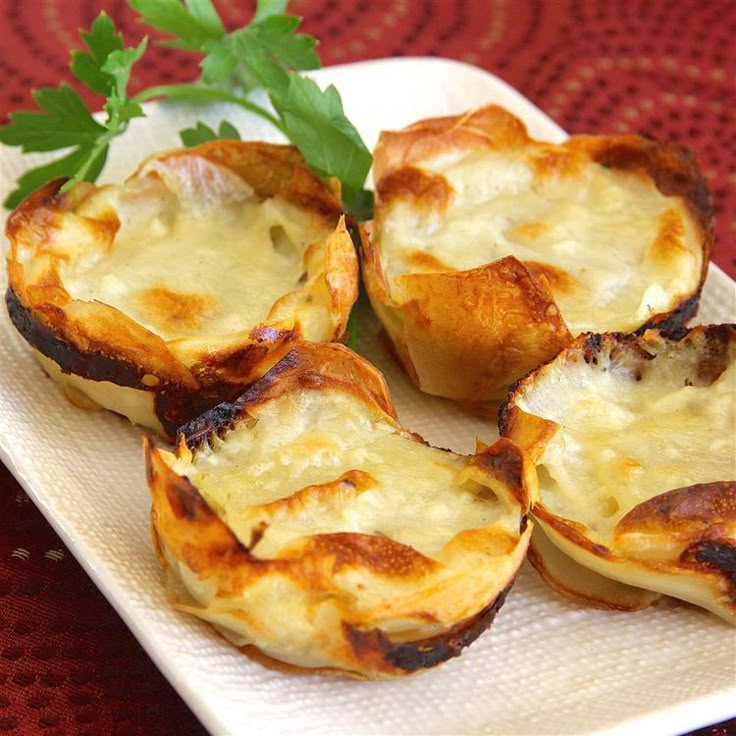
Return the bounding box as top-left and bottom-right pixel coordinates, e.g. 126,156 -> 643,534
500,324 -> 736,623
362,105 -> 713,411
5,141 -> 358,439
145,342 -> 534,678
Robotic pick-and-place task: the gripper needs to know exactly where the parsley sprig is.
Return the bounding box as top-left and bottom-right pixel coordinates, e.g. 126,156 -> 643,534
0,13 -> 146,209
0,0 -> 373,219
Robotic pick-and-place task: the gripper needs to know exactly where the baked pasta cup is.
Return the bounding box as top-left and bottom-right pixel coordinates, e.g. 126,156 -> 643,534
145,342 -> 534,678
500,324 -> 736,623
361,105 -> 712,410
6,141 -> 357,439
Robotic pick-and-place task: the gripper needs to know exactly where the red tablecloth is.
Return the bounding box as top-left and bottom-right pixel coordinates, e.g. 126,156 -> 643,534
1,1 -> 734,734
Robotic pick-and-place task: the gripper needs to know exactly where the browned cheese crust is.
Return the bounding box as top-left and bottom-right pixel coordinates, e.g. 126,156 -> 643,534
500,324 -> 736,622
5,141 -> 358,438
145,342 -> 534,677
363,105 -> 713,408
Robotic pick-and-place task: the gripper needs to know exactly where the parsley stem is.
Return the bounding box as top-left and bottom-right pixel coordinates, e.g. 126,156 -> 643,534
132,84 -> 285,133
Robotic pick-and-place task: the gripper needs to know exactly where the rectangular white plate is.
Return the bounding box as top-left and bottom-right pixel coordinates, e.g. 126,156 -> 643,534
2,58 -> 735,736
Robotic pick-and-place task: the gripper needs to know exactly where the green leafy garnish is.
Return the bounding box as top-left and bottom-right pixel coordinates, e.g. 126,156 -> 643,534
273,75 -> 371,194
1,1 -> 374,220
127,0 -> 224,52
131,0 -> 372,216
180,120 -> 241,147
0,12 -> 146,208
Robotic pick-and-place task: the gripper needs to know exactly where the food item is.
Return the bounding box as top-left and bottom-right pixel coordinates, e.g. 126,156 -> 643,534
145,341 -> 534,678
5,141 -> 358,438
500,324 -> 736,623
1,7 -> 373,215
361,105 -> 712,410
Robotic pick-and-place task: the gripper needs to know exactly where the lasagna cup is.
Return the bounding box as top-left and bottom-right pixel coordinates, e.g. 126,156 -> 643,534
362,105 -> 712,410
500,324 -> 736,623
6,141 -> 358,438
145,342 -> 534,678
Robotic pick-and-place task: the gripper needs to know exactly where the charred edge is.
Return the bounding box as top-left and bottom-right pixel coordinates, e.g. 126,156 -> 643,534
692,324 -> 736,385
178,350 -> 303,452
496,399 -> 512,437
4,288 -> 283,442
344,585 -> 511,673
166,471 -> 214,522
343,212 -> 362,252
635,295 -> 700,339
692,542 -> 736,586
594,139 -> 714,236
476,445 -> 523,490
156,385 -> 244,443
581,333 -> 606,364
6,287 -> 146,389
176,398 -> 247,452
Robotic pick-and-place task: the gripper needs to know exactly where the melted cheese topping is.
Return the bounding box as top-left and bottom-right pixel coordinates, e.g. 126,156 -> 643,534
62,183 -> 326,340
380,149 -> 701,333
517,359 -> 736,540
185,389 -> 501,559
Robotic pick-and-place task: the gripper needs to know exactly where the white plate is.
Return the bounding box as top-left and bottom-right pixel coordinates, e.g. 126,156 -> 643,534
2,58 -> 735,736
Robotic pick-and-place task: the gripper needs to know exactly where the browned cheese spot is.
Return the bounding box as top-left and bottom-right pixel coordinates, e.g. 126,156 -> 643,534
651,208 -> 686,261
377,166 -> 454,213
525,260 -> 577,294
506,221 -> 549,242
304,533 -> 438,578
529,146 -> 584,178
405,249 -> 453,272
135,286 -> 215,333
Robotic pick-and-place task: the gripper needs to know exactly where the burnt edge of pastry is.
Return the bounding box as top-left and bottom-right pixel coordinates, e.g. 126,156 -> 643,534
6,286 -> 243,438
342,584 -> 512,673
498,323 -> 736,436
593,137 -> 714,269
178,344 -> 398,452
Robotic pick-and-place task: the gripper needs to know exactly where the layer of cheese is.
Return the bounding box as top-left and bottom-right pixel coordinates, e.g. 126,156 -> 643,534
62,182 -> 326,341
516,359 -> 736,540
185,389 -> 502,560
380,149 -> 701,333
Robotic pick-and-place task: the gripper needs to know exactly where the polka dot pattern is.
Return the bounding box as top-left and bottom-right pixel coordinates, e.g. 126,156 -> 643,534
0,2 -> 734,734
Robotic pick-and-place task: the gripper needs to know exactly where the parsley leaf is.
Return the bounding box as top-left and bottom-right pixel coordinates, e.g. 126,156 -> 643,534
3,1 -> 375,221
273,75 -> 372,195
0,12 -> 146,208
180,120 -> 241,147
0,85 -> 106,152
130,0 -> 371,215
254,0 -> 289,23
71,13 -> 124,95
128,0 -> 224,51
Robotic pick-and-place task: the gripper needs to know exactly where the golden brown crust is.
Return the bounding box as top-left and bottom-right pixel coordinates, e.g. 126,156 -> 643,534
527,525 -> 662,612
179,341 -> 398,451
146,343 -> 533,677
361,239 -> 571,402
366,104 -> 712,406
373,105 -> 529,186
145,141 -> 344,223
6,142 -> 358,439
501,324 -> 736,621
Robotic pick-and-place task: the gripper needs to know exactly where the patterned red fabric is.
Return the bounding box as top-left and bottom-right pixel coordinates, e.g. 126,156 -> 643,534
1,1 -> 734,734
